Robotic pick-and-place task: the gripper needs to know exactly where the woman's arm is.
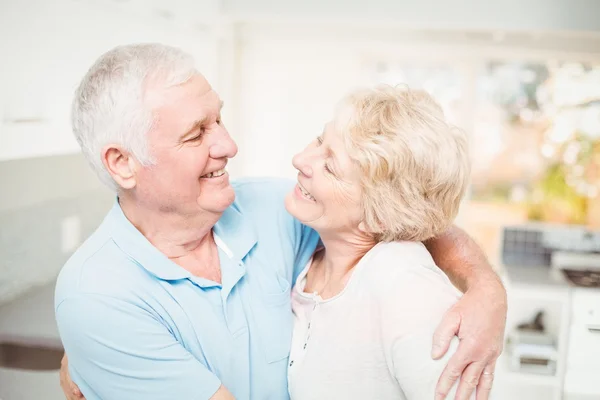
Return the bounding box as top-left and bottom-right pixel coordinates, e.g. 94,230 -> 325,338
424,225 -> 506,400
378,260 -> 471,399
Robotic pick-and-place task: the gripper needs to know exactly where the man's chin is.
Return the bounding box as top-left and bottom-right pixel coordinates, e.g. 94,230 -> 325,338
197,187 -> 236,213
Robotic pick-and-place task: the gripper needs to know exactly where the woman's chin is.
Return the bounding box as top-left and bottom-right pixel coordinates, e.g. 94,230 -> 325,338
284,192 -> 294,212
284,192 -> 319,226
284,192 -> 301,219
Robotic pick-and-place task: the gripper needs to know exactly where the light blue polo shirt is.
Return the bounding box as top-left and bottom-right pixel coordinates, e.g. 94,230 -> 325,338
55,178 -> 320,400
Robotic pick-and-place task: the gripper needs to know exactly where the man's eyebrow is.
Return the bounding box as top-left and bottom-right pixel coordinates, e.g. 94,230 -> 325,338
180,117 -> 207,140
180,101 -> 224,140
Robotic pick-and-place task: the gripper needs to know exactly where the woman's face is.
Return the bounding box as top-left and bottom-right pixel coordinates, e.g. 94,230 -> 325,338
284,123 -> 365,236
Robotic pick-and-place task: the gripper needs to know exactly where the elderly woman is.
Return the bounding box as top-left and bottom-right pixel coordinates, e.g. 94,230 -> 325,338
284,85 -> 473,399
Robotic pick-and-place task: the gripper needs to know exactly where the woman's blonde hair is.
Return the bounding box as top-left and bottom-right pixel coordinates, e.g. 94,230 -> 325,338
334,84 -> 471,242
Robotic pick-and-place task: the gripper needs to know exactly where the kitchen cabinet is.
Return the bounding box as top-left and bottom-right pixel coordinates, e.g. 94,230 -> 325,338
495,268 -> 571,400
564,289 -> 600,399
497,266 -> 600,400
0,0 -> 217,162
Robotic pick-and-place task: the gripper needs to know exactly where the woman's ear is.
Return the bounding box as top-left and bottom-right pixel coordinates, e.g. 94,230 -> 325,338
358,221 -> 378,234
358,219 -> 387,236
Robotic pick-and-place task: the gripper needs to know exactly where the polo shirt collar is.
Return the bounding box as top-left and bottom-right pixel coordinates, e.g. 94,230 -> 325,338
213,202 -> 257,264
106,199 -> 257,282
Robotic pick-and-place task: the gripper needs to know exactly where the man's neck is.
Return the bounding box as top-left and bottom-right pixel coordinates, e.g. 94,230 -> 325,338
119,196 -> 223,281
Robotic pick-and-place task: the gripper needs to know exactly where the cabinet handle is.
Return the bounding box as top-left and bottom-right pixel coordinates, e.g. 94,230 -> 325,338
588,326 -> 600,333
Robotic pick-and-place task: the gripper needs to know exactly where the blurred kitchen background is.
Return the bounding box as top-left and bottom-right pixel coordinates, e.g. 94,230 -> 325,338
1,0 -> 600,399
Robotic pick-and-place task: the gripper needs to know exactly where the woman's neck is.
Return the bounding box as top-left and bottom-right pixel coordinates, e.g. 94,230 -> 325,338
305,232 -> 376,299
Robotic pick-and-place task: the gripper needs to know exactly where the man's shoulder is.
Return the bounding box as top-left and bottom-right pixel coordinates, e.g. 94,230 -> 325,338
230,177 -> 295,224
55,227 -> 151,309
231,177 -> 294,206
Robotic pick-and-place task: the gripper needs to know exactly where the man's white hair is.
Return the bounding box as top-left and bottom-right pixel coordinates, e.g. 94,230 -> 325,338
71,43 -> 197,191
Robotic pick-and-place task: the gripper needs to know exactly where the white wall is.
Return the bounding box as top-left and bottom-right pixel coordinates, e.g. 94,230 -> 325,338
2,0 -> 600,163
231,22 -> 600,180
235,28 -> 370,178
224,0 -> 600,32
0,0 -> 218,161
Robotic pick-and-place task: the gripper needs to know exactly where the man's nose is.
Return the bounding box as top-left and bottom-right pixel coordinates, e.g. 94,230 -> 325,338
209,127 -> 238,159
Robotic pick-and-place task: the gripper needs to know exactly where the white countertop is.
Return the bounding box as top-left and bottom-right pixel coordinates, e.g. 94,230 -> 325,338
502,265 -> 573,291
0,281 -> 61,348
0,282 -> 64,400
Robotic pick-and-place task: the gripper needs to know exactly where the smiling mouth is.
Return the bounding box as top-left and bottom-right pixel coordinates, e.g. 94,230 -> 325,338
201,168 -> 226,178
297,182 -> 316,201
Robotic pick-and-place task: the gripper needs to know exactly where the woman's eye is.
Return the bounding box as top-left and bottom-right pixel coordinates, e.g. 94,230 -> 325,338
316,136 -> 323,145
324,163 -> 333,174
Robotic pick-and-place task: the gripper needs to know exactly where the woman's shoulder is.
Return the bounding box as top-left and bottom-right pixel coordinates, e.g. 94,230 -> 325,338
366,240 -> 433,265
360,241 -> 461,308
362,241 -> 446,282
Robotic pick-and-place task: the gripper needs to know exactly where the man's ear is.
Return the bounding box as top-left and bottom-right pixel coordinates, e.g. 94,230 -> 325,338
101,144 -> 138,190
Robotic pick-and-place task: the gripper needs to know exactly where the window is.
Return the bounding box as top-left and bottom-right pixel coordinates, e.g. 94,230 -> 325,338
367,58 -> 600,264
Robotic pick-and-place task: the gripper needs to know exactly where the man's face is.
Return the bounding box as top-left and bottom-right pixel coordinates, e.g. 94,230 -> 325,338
133,73 -> 238,217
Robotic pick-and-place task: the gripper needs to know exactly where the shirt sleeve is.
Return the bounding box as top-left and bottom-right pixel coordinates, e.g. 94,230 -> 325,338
292,224 -> 321,285
377,265 -> 471,400
56,293 -> 222,400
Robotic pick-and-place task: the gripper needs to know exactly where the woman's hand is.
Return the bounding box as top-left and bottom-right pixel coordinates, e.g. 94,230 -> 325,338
431,273 -> 507,400
60,354 -> 85,400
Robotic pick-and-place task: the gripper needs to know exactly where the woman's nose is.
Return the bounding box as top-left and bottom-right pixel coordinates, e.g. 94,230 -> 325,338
292,151 -> 313,177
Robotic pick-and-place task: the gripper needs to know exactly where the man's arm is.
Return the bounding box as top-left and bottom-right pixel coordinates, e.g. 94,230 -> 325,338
424,225 -> 499,292
60,358 -> 236,400
424,225 -> 507,400
56,293 -> 227,400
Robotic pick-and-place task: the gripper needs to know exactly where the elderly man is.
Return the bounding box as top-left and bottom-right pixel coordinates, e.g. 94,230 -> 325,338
56,43 -> 506,400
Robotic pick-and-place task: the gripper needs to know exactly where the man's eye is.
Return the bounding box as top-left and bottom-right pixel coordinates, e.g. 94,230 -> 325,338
324,163 -> 333,174
187,129 -> 205,142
